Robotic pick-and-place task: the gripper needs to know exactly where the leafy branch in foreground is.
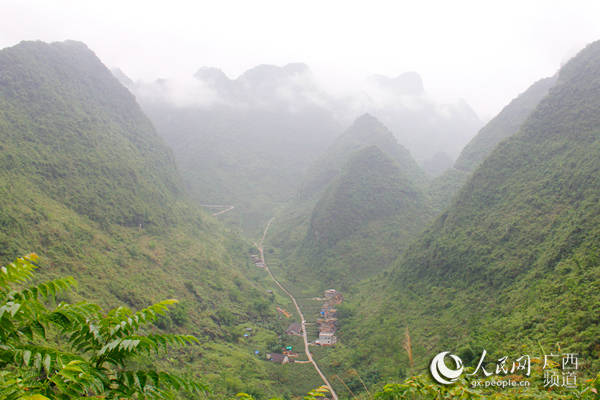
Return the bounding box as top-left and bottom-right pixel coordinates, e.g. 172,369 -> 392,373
235,385 -> 329,400
0,254 -> 207,399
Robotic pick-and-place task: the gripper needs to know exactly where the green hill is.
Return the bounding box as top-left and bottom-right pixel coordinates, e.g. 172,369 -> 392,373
299,113 -> 426,201
292,145 -> 433,288
307,146 -> 423,249
334,40 -> 600,389
0,40 -> 182,228
268,116 -> 433,291
0,40 -> 313,399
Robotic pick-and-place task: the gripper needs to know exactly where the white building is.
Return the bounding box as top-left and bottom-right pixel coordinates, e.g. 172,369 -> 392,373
316,332 -> 337,345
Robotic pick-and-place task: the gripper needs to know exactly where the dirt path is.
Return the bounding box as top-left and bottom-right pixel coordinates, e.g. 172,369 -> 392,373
198,204 -> 235,216
255,218 -> 338,400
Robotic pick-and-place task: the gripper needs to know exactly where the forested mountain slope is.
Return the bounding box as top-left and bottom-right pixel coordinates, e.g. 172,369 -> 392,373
307,146 -> 423,250
0,40 -> 303,398
0,40 -> 182,228
428,75 -> 557,210
334,40 -> 600,387
270,115 -> 433,290
299,113 -> 425,201
296,146 -> 433,287
454,75 -> 557,172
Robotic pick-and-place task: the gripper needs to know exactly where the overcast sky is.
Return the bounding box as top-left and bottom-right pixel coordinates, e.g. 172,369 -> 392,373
2,0 -> 600,118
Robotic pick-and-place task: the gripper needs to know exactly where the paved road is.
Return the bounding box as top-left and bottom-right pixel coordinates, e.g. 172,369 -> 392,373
256,218 -> 338,400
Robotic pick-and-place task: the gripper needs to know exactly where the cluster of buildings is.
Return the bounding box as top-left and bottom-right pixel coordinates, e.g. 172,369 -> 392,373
315,289 -> 343,346
250,254 -> 265,268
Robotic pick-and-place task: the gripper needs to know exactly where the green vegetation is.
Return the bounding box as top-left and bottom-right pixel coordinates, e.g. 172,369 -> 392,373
269,115 -> 433,292
3,35 -> 600,400
299,114 -> 426,201
292,146 -> 433,289
0,40 -> 182,228
308,146 -> 423,250
327,40 -> 600,396
1,254 -> 205,399
454,76 -> 557,173
0,40 -> 311,399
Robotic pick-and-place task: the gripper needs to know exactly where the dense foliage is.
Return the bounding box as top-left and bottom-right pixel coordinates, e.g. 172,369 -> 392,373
330,40 -> 600,394
0,254 -> 205,399
0,40 -> 305,398
290,146 -> 433,288
454,76 -> 557,173
0,40 -> 182,228
269,115 -> 433,291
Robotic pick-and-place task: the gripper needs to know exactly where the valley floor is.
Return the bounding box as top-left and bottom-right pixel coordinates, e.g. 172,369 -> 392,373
254,218 -> 339,399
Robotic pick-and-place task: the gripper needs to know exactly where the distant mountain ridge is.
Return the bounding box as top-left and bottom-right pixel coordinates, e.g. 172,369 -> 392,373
123,62 -> 341,235
367,71 -> 425,96
192,62 -> 326,108
116,64 -> 482,236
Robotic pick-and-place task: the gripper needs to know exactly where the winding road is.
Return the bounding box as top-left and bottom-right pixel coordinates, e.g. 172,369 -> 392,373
255,218 -> 338,400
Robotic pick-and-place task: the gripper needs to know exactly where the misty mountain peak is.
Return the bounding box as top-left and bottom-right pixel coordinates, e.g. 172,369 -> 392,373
238,64 -> 290,84
237,63 -> 313,86
369,71 -> 425,95
194,66 -> 231,85
347,113 -> 395,140
282,62 -> 310,75
14,39 -> 91,57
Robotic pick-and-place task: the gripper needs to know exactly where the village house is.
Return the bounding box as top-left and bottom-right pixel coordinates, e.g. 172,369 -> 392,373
285,322 -> 302,336
324,289 -> 343,305
266,353 -> 290,364
315,332 -> 337,346
314,288 -> 342,346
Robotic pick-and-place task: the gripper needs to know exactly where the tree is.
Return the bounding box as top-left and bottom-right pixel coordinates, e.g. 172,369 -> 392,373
0,254 -> 207,399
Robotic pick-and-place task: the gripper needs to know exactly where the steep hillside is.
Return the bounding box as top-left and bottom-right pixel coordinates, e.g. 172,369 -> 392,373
299,113 -> 425,201
0,40 -> 182,228
0,40 -> 311,399
454,75 -> 557,172
269,116 -> 433,290
292,146 -> 432,287
428,75 -> 557,210
335,40 -> 600,390
307,146 -> 423,250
